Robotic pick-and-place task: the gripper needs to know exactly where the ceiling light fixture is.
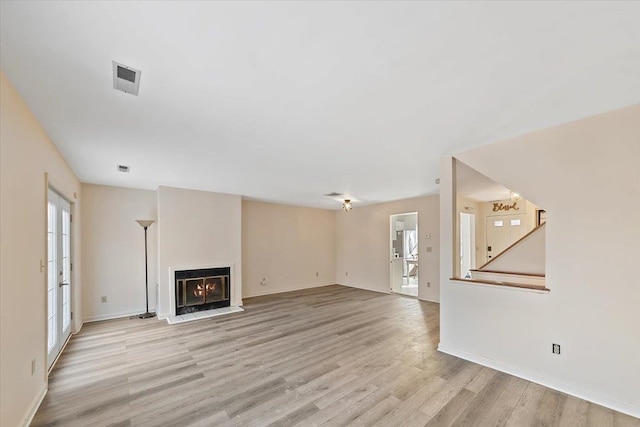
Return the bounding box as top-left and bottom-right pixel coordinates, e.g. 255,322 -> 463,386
342,199 -> 352,212
510,191 -> 523,202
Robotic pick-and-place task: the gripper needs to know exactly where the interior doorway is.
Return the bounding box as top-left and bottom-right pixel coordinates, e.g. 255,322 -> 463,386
389,212 -> 419,297
47,188 -> 72,370
460,212 -> 476,278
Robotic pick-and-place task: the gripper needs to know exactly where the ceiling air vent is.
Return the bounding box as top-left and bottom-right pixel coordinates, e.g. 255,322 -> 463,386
112,61 -> 141,96
324,192 -> 344,197
117,164 -> 130,173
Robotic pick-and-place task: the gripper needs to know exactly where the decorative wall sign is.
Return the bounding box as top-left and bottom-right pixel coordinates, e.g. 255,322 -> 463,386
492,201 -> 520,212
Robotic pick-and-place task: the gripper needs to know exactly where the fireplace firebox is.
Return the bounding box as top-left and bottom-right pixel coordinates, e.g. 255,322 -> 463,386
175,267 -> 230,315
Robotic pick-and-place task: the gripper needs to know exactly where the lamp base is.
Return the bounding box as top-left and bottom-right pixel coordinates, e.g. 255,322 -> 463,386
130,312 -> 156,319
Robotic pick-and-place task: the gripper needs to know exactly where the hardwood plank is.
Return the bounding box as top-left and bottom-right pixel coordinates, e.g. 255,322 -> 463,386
475,376 -> 529,427
32,285 -> 635,427
559,395 -> 589,427
426,388 -> 476,427
505,382 -> 547,426
534,389 -> 568,426
588,403 -> 615,427
452,372 -> 512,426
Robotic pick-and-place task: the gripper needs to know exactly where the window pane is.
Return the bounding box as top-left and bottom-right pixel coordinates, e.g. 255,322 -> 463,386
48,289 -> 54,321
48,233 -> 54,262
48,202 -> 55,232
63,301 -> 70,330
62,210 -> 70,235
494,220 -> 503,227
510,219 -> 521,226
48,313 -> 56,351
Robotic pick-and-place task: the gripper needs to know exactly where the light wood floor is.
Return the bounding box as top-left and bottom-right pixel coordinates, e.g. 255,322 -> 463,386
33,285 -> 638,427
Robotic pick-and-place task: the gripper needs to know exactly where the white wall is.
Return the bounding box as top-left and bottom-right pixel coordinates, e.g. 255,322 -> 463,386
157,186 -> 242,317
242,200 -> 336,297
0,72 -> 82,427
81,184 -> 157,321
439,105 -> 640,417
335,195 -> 440,302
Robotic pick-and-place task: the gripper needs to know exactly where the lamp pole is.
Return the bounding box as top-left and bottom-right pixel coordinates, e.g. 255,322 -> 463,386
134,220 -> 156,319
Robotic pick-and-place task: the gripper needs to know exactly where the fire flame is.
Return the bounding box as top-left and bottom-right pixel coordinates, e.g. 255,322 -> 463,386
193,282 -> 217,297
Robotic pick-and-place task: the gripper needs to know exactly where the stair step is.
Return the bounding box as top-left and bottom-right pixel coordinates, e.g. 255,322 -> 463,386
470,269 -> 546,287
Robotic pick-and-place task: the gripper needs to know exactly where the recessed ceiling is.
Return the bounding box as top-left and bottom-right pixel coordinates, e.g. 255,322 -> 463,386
1,1 -> 639,208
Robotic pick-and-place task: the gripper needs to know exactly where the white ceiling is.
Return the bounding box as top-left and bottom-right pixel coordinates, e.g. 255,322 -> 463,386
456,160 -> 511,203
1,1 -> 639,209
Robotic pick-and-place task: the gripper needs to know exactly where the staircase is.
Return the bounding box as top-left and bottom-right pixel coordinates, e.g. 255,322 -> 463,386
470,223 -> 546,288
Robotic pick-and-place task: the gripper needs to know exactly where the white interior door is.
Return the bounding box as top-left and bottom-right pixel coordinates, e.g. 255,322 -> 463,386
47,189 -> 72,369
485,213 -> 527,263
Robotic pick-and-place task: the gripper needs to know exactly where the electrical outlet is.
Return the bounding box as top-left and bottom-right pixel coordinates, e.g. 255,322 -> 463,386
316,272 -> 319,277
345,272 -> 348,276
260,278 -> 267,286
101,296 -> 107,303
426,247 -> 433,253
31,359 -> 36,375
552,344 -> 561,354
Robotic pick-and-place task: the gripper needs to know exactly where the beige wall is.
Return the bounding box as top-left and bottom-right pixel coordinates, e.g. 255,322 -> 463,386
242,200 -> 336,297
0,72 -> 82,427
157,186 -> 242,317
335,195 -> 440,302
440,105 -> 640,417
82,184 -> 157,321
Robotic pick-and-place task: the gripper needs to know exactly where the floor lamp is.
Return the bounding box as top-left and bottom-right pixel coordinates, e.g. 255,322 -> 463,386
134,219 -> 156,319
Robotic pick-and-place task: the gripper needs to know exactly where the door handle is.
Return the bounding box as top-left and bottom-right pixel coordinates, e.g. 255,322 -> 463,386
59,282 -> 70,287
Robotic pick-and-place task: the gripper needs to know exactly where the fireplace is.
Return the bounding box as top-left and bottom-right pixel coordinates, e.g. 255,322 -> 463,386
174,267 -> 230,315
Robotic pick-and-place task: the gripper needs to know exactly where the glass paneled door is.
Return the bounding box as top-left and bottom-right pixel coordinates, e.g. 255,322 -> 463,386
47,188 -> 72,369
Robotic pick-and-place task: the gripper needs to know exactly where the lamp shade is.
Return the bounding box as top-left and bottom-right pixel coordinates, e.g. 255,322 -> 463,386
135,219 -> 155,228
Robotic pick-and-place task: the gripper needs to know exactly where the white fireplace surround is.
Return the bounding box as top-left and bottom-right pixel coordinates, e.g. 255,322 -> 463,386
160,262 -> 242,319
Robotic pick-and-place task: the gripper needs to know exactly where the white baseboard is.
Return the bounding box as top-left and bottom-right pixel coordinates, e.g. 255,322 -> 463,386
437,343 -> 640,419
83,309 -> 144,323
419,297 -> 440,303
22,383 -> 47,427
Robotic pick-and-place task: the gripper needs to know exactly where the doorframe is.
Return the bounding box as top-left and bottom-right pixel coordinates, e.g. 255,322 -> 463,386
459,212 -> 476,278
389,211 -> 419,297
45,174 -> 78,374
